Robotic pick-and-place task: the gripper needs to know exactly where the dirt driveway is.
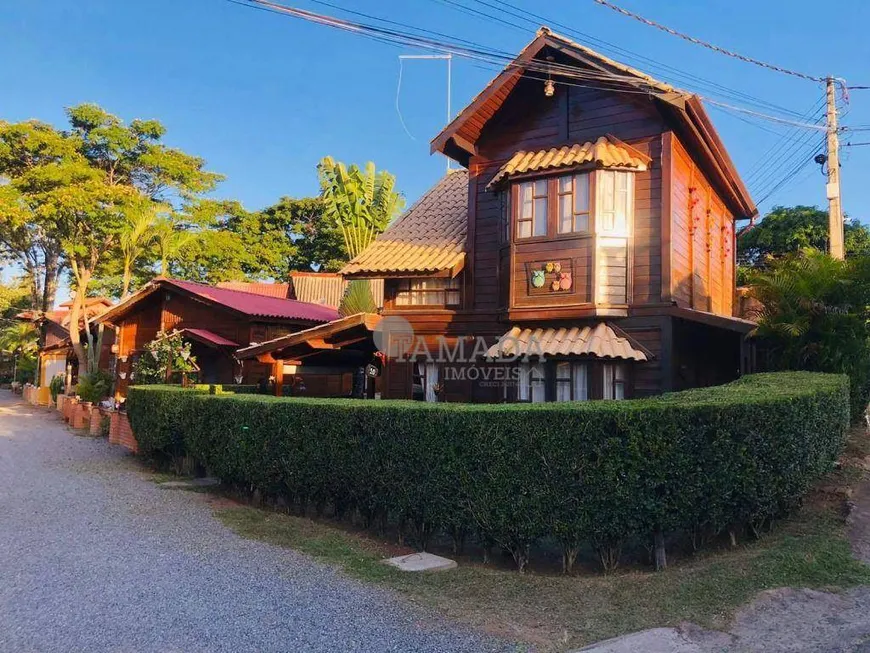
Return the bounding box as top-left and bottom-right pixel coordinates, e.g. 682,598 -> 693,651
0,394 -> 512,653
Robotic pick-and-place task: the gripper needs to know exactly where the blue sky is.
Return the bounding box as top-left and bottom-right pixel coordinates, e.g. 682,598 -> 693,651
3,0 -> 870,222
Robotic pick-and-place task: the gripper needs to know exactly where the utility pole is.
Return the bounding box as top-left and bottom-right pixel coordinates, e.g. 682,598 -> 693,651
826,77 -> 844,260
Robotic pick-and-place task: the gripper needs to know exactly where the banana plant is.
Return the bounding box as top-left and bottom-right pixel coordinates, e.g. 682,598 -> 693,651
317,156 -> 404,260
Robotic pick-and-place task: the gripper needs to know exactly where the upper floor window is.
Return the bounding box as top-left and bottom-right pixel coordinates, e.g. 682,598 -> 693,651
517,179 -> 548,239
597,170 -> 632,236
558,173 -> 590,234
514,169 -> 633,240
395,278 -> 460,307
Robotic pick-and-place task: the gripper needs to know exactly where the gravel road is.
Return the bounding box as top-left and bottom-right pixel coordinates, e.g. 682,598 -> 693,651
0,393 -> 514,653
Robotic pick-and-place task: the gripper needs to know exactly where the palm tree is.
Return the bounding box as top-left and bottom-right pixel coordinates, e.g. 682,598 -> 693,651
747,248 -> 870,420
317,157 -> 404,259
151,217 -> 197,276
119,205 -> 161,298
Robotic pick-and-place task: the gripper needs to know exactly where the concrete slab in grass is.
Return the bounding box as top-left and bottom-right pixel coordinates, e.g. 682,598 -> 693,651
383,552 -> 457,572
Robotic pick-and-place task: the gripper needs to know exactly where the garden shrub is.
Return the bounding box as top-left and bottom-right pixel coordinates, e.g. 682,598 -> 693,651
77,370 -> 113,403
49,375 -> 65,402
127,372 -> 849,572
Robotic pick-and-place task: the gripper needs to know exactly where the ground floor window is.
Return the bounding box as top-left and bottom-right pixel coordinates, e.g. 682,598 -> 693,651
413,361 -> 440,402
517,361 -> 545,403
555,362 -> 588,402
395,278 -> 461,307
507,360 -> 627,402
603,362 -> 627,400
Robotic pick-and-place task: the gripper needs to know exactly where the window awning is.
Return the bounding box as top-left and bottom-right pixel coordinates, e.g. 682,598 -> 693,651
179,328 -> 239,349
486,135 -> 651,189
486,323 -> 652,361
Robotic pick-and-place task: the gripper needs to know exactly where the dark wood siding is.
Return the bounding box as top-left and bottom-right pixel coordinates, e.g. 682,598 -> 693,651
472,79 -> 665,314
667,134 -> 735,316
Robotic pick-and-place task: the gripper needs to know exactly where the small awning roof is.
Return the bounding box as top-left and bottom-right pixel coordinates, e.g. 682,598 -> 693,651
487,135 -> 651,189
236,313 -> 382,361
180,328 -> 239,348
487,323 -> 652,361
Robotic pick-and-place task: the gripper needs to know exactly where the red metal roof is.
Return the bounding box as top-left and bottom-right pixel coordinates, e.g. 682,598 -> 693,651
165,279 -> 339,323
180,328 -> 240,348
215,281 -> 291,299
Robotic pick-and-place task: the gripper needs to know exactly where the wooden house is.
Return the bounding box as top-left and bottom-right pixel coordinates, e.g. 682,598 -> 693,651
240,28 -> 758,403
18,297 -> 116,388
94,277 -> 338,396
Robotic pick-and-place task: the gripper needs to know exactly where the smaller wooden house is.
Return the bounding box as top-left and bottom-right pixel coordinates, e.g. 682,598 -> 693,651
18,297 -> 115,388
94,277 -> 338,396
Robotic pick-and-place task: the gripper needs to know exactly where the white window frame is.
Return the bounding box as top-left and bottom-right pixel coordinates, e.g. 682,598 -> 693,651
603,362 -> 628,400
595,170 -> 633,305
518,361 -> 546,403
555,361 -> 589,402
557,173 -> 591,234
516,179 -> 549,239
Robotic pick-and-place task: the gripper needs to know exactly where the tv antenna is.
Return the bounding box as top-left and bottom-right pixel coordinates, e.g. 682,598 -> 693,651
397,53 -> 453,173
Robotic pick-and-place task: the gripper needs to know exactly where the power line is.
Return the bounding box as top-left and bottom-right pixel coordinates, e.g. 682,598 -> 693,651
755,144 -> 824,205
749,124 -> 822,194
461,0 -> 810,119
230,0 -> 827,134
592,0 -> 825,83
743,97 -> 825,185
741,97 -> 826,181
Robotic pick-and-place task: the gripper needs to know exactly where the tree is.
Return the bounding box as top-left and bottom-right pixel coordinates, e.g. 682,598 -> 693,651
57,104 -> 221,377
118,203 -> 163,298
317,157 -> 404,260
747,248 -> 870,420
132,331 -> 198,385
738,205 -> 870,270
259,196 -> 346,272
0,278 -> 32,319
0,120 -> 77,312
0,321 -> 38,382
152,215 -> 199,277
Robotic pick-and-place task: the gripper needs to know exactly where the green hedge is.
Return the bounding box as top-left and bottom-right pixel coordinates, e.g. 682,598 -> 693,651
127,372 -> 849,571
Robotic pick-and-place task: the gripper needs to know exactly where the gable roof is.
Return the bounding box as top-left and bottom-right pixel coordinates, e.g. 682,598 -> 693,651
431,28 -> 756,219
96,278 -> 339,326
341,170 -> 468,278
487,135 -> 651,189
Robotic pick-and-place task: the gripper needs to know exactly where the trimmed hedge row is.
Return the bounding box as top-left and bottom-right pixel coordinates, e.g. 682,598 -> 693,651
127,372 -> 850,571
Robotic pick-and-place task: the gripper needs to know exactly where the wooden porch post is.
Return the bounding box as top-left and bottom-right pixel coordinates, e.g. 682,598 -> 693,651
273,359 -> 283,397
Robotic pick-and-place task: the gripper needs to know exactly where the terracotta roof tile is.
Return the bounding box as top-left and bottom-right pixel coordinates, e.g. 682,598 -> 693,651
487,136 -> 651,188
341,170 -> 468,278
487,323 -> 652,361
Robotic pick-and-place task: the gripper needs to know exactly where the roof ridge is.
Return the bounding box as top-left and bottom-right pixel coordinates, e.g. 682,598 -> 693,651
170,278 -> 310,305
